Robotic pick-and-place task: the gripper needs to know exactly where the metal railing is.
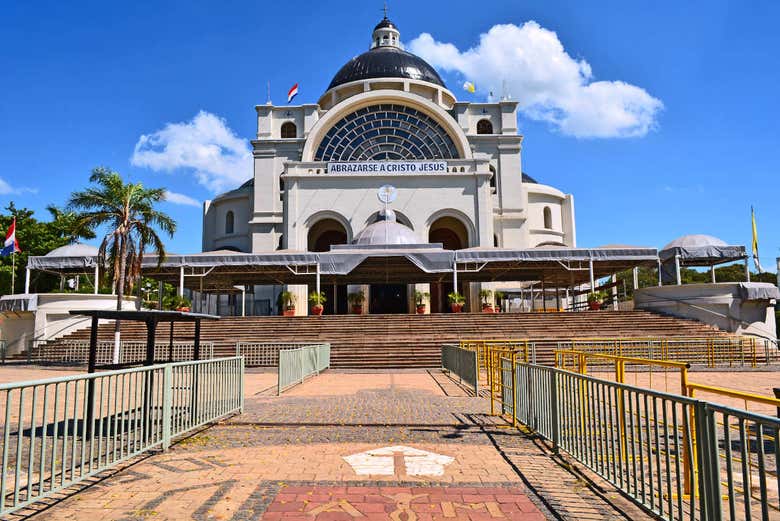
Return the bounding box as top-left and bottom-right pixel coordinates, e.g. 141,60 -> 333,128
277,344 -> 330,395
0,357 -> 244,516
554,349 -> 691,397
557,337 -> 776,367
497,358 -> 780,520
236,342 -> 323,367
441,345 -> 479,394
27,340 -> 215,366
0,341 -> 6,365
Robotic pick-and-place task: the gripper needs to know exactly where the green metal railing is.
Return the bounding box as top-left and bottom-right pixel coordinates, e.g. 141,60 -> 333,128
0,357 -> 244,516
441,345 -> 479,394
28,340 -> 215,366
277,344 -> 330,395
236,342 -> 321,367
500,359 -> 780,520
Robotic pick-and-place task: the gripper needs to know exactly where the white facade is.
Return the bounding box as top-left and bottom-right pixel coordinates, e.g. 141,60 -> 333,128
203,17 -> 575,256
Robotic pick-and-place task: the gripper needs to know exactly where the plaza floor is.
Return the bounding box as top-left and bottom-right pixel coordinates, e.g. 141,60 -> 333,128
0,369 -> 663,521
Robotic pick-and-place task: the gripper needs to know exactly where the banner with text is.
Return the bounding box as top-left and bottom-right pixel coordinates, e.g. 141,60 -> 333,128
327,161 -> 448,174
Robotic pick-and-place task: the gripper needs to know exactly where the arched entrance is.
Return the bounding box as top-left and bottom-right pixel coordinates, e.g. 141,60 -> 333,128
307,218 -> 349,314
429,216 -> 469,251
428,216 -> 470,313
308,219 -> 348,252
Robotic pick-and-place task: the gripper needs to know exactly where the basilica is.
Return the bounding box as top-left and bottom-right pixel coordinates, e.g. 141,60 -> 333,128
200,16 -> 576,315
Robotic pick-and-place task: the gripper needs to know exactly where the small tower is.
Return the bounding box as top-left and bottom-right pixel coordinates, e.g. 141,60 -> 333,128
371,16 -> 401,49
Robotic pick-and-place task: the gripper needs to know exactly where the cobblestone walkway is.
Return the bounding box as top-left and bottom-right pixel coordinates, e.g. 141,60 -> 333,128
13,371 -> 655,521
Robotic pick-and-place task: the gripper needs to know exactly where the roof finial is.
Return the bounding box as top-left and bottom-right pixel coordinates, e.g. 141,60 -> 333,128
382,1 -> 388,18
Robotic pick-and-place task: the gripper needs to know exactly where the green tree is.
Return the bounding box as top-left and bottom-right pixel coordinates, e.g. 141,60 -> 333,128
0,203 -> 97,295
67,167 -> 176,308
67,167 -> 176,361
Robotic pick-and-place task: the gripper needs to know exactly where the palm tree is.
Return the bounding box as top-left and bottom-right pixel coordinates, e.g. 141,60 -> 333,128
68,167 -> 176,362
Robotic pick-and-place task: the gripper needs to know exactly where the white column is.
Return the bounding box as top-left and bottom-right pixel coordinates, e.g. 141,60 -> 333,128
179,266 -> 185,296
744,258 -> 751,282
24,268 -> 30,294
453,259 -> 458,290
241,286 -> 246,317
710,265 -> 716,283
316,263 -> 321,295
657,259 -> 662,286
674,255 -> 682,285
588,258 -> 595,291
632,267 -> 639,291
94,265 -> 99,295
611,274 -> 618,310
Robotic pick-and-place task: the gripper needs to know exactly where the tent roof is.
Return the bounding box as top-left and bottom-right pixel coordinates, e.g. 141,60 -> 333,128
139,245 -> 658,291
659,234 -> 746,265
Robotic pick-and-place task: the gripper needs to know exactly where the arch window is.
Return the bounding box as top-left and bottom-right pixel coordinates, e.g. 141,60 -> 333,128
314,103 -> 460,161
225,211 -> 235,235
476,119 -> 493,135
543,206 -> 553,230
280,122 -> 297,138
489,165 -> 497,191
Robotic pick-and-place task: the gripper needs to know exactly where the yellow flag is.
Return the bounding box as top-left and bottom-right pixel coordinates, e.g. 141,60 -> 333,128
752,206 -> 763,273
462,81 -> 476,93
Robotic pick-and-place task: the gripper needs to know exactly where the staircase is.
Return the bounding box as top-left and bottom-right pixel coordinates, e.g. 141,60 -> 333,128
40,311 -> 727,368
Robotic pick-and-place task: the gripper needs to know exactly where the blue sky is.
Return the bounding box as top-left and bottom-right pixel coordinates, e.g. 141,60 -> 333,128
1,0 -> 778,272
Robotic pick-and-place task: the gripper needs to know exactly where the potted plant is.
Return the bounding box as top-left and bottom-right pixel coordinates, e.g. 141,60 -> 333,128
173,296 -> 191,312
309,291 -> 326,316
347,290 -> 365,314
447,291 -> 465,313
479,289 -> 494,313
587,292 -> 602,311
280,290 -> 297,316
414,290 -> 430,314
494,291 -> 505,313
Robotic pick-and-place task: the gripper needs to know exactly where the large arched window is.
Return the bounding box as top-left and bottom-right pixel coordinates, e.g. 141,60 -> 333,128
280,122 -> 297,138
477,119 -> 493,135
314,104 -> 460,161
225,211 -> 235,235
543,207 -> 553,230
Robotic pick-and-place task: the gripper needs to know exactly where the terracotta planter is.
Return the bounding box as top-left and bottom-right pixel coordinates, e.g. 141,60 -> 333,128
311,304 -> 324,316
482,305 -> 494,313
176,307 -> 191,313
588,301 -> 600,311
416,305 -> 426,314
283,307 -> 296,316
450,303 -> 464,313
352,305 -> 363,314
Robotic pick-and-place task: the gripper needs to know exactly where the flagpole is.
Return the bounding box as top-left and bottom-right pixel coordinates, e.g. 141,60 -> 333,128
11,251 -> 14,295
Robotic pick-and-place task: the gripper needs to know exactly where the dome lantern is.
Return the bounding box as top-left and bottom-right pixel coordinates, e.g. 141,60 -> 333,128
371,16 -> 401,50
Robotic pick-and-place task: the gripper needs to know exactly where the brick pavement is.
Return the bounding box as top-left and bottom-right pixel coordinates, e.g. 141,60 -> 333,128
7,371 -> 659,521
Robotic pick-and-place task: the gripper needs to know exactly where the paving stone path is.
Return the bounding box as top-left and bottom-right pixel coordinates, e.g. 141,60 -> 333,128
12,371 -> 655,521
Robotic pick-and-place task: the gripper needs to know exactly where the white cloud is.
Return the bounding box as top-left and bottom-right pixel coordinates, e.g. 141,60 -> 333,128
0,177 -> 37,195
131,111 -> 252,192
164,191 -> 201,207
408,22 -> 663,138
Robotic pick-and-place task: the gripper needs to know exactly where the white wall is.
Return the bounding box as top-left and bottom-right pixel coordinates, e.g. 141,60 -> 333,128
634,283 -> 778,341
